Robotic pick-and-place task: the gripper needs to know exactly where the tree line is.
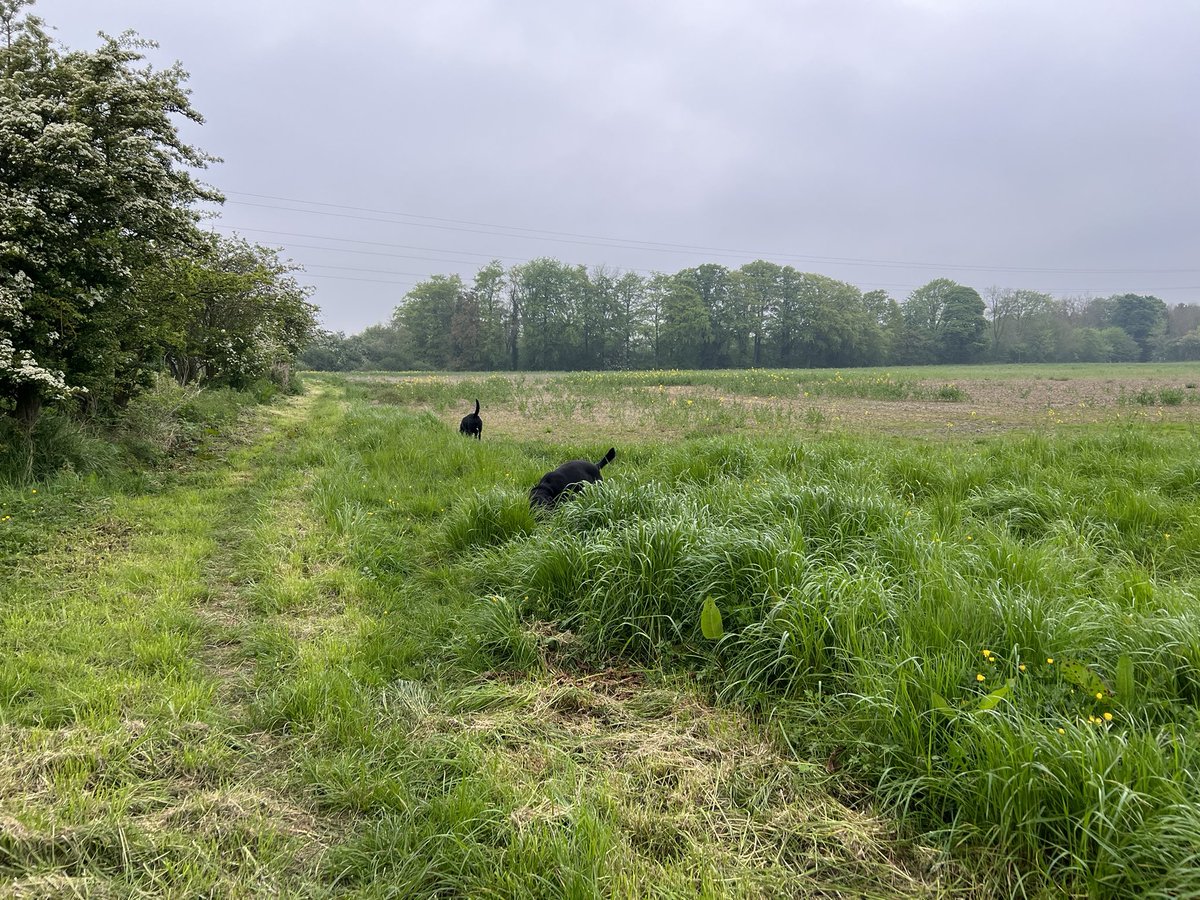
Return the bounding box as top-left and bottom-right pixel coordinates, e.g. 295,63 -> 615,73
304,259 -> 1200,372
1,0 -> 316,435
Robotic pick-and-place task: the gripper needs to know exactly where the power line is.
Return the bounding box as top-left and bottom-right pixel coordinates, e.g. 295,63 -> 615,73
277,241 -> 510,268
219,190 -> 1200,276
224,198 -> 755,260
298,273 -> 417,287
210,223 -> 1200,297
210,223 -> 507,261
210,223 -> 662,275
208,225 -> 1200,300
306,263 -> 446,278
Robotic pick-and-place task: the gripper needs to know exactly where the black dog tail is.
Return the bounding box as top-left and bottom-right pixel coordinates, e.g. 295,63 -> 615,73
474,399 -> 480,415
597,447 -> 616,469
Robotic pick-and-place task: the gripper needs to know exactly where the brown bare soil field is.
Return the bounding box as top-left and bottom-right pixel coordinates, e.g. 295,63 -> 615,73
344,366 -> 1200,442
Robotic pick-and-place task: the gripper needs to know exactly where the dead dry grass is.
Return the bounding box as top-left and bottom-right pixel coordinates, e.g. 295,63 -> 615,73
349,369 -> 1200,442
386,659 -> 972,898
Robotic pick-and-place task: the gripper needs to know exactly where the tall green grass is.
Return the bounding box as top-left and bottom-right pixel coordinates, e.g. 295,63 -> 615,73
0,377 -> 267,484
445,428 -> 1200,897
237,395 -> 940,896
9,368 -> 1199,896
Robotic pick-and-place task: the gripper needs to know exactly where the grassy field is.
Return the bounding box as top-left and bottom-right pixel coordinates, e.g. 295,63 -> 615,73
2,365 -> 1199,897
344,362 -> 1200,441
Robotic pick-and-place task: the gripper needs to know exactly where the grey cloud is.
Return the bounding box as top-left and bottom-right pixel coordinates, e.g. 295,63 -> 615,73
34,0 -> 1200,331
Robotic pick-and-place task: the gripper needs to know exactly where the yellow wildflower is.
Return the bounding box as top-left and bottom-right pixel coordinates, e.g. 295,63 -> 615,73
1018,664 -> 1026,672
976,673 -> 985,682
1047,658 -> 1054,664
1103,712 -> 1113,721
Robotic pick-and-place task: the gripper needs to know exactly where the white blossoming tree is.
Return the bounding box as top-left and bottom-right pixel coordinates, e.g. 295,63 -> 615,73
0,271 -> 75,426
1,0 -> 219,428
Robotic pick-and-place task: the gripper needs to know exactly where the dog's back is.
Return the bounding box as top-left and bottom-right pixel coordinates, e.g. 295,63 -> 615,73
459,399 -> 482,439
530,447 -> 616,508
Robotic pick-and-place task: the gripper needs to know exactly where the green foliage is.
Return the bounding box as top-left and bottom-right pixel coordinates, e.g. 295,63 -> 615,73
901,279 -> 988,364
0,376 -> 264,482
1123,385 -> 1193,407
0,1 -> 219,421
987,288 -> 1060,362
456,594 -> 541,673
700,596 -> 724,640
11,371 -> 1200,896
933,383 -> 967,401
1108,294 -> 1168,361
145,234 -> 318,389
1165,327 -> 1200,361
0,408 -> 118,480
307,251 -> 1197,376
0,2 -> 315,446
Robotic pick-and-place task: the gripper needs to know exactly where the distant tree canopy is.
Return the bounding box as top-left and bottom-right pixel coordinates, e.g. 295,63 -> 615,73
302,259 -> 1196,373
0,0 -> 316,428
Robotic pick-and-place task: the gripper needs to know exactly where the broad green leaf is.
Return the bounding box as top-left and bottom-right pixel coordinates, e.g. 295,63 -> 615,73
1058,658 -> 1109,696
930,690 -> 953,714
974,679 -> 1015,713
700,596 -> 724,641
1115,654 -> 1135,701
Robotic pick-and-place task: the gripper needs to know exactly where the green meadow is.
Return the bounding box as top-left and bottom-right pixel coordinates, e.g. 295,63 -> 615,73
2,366 -> 1199,898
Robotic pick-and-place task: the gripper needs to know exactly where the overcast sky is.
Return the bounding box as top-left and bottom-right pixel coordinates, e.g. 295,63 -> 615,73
34,0 -> 1200,332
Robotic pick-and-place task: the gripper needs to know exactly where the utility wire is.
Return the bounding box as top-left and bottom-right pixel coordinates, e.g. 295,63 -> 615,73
297,273 -> 417,286
219,190 -> 1200,276
305,263 -> 448,278
210,223 -> 508,261
211,223 -> 1200,296
212,223 -> 663,276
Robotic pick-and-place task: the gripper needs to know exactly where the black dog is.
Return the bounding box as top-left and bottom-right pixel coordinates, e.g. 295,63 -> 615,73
459,399 -> 482,440
530,448 -> 616,509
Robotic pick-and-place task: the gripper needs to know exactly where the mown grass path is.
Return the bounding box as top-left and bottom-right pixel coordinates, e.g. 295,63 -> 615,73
1,388 -> 335,897
1,383 -> 964,898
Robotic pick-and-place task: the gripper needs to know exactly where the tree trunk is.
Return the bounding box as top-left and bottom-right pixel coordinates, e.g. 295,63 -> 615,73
13,381 -> 42,482
14,381 -> 42,431
168,354 -> 205,385
507,294 -> 520,371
